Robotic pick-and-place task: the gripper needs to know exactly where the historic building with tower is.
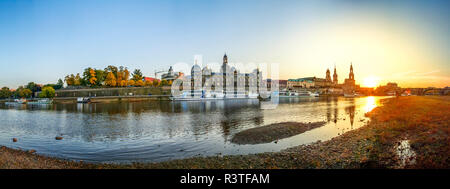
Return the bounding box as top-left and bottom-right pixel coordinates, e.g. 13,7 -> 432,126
287,63 -> 358,95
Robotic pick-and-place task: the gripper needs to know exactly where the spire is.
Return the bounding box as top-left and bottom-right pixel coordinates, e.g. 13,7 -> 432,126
349,62 -> 354,80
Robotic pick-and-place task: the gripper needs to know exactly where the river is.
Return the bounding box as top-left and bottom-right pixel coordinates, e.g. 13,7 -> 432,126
0,96 -> 388,163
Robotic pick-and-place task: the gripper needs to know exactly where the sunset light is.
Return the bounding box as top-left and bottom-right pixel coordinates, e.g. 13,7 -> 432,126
362,76 -> 380,88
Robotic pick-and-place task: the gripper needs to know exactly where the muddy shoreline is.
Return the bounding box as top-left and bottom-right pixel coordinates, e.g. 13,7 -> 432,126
1,96 -> 448,169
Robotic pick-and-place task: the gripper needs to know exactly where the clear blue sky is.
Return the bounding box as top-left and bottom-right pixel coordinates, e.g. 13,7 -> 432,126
0,0 -> 449,88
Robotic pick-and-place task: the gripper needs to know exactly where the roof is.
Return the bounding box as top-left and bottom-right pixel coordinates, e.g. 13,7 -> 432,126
288,77 -> 316,82
144,77 -> 160,82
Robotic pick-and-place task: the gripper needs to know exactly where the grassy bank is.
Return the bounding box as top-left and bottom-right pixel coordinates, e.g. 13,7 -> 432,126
0,96 -> 448,169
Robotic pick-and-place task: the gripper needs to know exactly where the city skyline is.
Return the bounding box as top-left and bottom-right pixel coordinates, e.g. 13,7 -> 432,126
0,0 -> 449,89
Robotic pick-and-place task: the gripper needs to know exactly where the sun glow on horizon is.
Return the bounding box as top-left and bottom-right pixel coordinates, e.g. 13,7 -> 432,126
362,76 -> 380,88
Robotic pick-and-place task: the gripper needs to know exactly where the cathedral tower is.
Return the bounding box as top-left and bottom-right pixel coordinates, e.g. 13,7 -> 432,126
333,65 -> 338,84
326,68 -> 331,82
349,63 -> 354,80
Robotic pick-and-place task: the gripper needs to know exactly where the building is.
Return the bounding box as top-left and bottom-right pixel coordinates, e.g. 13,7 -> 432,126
342,63 -> 357,94
161,66 -> 182,81
187,54 -> 262,97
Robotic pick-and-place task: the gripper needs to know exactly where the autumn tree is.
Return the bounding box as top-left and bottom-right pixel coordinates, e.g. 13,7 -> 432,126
65,74 -> 75,86
74,73 -> 82,86
82,68 -> 97,86
117,66 -> 124,87
153,79 -> 160,87
144,80 -> 152,86
105,72 -> 117,87
124,68 -> 130,82
135,80 -> 144,87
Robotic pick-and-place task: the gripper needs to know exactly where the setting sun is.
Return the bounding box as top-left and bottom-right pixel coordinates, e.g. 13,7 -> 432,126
362,76 -> 380,88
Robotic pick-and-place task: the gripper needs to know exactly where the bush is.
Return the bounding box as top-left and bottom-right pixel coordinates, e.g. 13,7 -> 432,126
39,86 -> 56,98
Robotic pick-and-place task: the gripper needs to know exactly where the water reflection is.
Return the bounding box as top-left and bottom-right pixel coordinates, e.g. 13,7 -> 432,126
0,96 -> 388,163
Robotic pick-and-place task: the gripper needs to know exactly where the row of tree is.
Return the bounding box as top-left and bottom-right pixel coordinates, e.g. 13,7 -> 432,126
65,66 -> 147,87
0,65 -> 173,99
0,80 -> 61,99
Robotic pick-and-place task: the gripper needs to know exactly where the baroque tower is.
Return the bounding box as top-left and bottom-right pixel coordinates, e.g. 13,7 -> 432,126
333,65 -> 338,84
326,68 -> 332,82
349,63 -> 354,80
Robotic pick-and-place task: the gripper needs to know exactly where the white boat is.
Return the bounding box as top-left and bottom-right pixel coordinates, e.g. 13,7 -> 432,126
27,99 -> 53,105
170,90 -> 260,101
344,93 -> 355,97
77,97 -> 91,103
309,92 -> 319,97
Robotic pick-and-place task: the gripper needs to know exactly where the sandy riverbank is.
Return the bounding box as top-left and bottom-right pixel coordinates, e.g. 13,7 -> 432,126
1,96 -> 448,169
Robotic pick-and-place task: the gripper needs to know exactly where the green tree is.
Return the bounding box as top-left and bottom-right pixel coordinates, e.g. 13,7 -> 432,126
74,73 -> 81,86
39,86 -> 56,98
132,69 -> 143,81
95,69 -> 106,86
26,82 -> 41,97
0,87 -> 11,99
161,80 -> 169,86
19,88 -> 32,98
55,79 -> 64,89
105,65 -> 118,77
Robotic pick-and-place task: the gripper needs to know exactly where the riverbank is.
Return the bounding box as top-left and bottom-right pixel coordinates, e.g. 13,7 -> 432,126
0,96 -> 448,169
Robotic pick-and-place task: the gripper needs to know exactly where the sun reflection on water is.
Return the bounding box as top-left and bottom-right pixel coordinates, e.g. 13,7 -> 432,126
363,96 -> 379,113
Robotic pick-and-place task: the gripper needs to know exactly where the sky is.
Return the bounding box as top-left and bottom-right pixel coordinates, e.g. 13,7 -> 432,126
0,0 -> 449,89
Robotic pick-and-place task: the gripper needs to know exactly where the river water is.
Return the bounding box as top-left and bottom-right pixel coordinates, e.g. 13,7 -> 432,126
0,96 -> 387,163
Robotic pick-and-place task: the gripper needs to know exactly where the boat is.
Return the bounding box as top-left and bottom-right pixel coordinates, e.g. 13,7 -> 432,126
77,97 -> 91,103
27,99 -> 53,105
344,93 -> 355,97
309,92 -> 319,97
170,89 -> 260,101
5,99 -> 27,105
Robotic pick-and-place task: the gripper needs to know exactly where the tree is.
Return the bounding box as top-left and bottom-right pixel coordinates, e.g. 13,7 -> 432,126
19,88 -> 32,98
144,80 -> 153,86
153,80 -> 160,87
116,66 -> 124,87
65,74 -> 75,86
55,79 -> 64,89
135,80 -> 144,87
120,80 -> 127,87
131,69 -> 143,81
124,68 -> 130,82
105,72 -> 117,87
105,65 -> 118,77
74,73 -> 81,86
82,68 -> 97,86
26,82 -> 41,97
95,69 -> 106,86
39,86 -> 55,98
161,80 -> 169,86
0,87 -> 11,99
